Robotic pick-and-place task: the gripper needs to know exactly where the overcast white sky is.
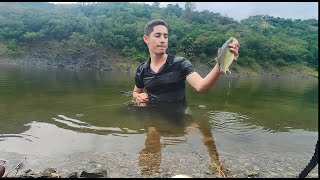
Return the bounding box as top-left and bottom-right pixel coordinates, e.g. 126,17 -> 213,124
50,2 -> 318,21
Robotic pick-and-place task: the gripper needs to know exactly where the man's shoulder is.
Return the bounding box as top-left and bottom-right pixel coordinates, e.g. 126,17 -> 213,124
172,55 -> 195,70
173,56 -> 185,63
138,61 -> 148,68
171,55 -> 192,65
136,61 -> 149,72
168,54 -> 187,64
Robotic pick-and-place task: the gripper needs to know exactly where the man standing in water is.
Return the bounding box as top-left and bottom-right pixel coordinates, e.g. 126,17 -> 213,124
132,19 -> 239,106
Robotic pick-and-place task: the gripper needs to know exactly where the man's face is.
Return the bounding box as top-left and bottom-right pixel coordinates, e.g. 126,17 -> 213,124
144,25 -> 168,56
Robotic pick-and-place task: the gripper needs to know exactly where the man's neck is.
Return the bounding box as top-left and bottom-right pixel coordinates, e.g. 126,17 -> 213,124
149,53 -> 168,73
150,53 -> 167,65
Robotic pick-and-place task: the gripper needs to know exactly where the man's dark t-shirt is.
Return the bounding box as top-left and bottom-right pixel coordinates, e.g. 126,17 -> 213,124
135,54 -> 196,104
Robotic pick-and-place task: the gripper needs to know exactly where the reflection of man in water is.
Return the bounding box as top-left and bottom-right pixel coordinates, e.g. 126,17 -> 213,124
138,127 -> 162,177
194,122 -> 229,177
134,104 -> 229,178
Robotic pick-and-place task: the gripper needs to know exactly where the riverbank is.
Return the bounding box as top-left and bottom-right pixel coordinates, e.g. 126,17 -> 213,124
1,149 -> 318,178
0,56 -> 317,81
0,39 -> 318,79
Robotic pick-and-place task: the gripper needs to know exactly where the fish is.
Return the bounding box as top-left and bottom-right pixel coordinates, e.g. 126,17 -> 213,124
215,37 -> 240,74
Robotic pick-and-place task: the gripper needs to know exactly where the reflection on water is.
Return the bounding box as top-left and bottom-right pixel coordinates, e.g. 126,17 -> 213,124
132,104 -> 228,177
53,114 -> 125,132
139,127 -> 162,176
0,65 -> 318,177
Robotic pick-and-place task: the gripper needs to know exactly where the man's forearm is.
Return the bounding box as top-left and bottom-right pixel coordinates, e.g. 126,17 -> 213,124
186,63 -> 222,93
200,63 -> 222,91
205,62 -> 221,82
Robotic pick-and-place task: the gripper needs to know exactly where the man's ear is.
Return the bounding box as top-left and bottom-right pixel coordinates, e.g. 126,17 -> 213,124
143,35 -> 148,44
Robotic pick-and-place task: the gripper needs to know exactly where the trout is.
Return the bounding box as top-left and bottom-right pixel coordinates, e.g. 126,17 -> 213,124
215,37 -> 240,74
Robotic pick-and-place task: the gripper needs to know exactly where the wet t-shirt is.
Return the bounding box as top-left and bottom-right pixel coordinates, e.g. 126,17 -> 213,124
135,54 -> 196,104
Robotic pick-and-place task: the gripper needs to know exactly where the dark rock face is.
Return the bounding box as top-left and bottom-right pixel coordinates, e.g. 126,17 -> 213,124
15,41 -> 131,72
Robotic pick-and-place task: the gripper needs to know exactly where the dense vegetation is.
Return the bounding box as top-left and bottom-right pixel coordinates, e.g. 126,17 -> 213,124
0,2 -> 318,71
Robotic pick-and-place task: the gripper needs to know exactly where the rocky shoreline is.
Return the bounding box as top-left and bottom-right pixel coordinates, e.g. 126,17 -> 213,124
1,149 -> 318,178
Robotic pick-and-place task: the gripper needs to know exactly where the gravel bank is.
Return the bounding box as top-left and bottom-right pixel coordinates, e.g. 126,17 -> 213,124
2,149 -> 318,178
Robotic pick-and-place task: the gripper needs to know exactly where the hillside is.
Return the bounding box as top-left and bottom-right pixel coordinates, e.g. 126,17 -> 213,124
0,2 -> 318,77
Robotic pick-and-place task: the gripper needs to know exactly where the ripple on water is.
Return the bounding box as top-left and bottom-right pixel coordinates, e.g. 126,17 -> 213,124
0,133 -> 39,143
207,111 -> 269,136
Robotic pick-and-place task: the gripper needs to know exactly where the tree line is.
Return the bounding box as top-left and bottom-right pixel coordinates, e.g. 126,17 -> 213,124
0,2 -> 318,70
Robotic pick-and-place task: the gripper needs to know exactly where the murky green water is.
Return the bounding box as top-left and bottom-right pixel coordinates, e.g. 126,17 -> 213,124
0,64 -> 318,177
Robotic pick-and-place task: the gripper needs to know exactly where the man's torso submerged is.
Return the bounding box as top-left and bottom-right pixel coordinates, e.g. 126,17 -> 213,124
135,54 -> 196,104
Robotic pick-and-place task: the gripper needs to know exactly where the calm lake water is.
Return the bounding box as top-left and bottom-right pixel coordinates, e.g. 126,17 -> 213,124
0,64 -> 318,177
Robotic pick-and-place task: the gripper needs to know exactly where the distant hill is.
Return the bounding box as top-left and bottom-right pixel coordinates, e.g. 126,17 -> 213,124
0,2 -> 318,75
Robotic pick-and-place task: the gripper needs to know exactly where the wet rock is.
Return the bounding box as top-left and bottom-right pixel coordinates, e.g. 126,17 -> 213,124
66,171 -> 78,178
0,165 -> 5,177
17,169 -> 41,178
41,168 -> 55,177
23,169 -> 32,174
79,168 -> 108,178
40,168 -> 60,178
245,165 -> 260,178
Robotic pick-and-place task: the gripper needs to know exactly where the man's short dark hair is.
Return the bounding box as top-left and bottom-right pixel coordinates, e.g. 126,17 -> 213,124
144,19 -> 168,36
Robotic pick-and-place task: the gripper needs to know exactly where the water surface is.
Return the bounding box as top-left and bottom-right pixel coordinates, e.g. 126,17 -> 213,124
0,64 -> 318,177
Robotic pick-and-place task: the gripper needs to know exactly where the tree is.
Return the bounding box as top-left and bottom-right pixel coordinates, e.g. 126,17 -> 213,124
152,2 -> 160,9
184,2 -> 196,11
183,2 -> 196,21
